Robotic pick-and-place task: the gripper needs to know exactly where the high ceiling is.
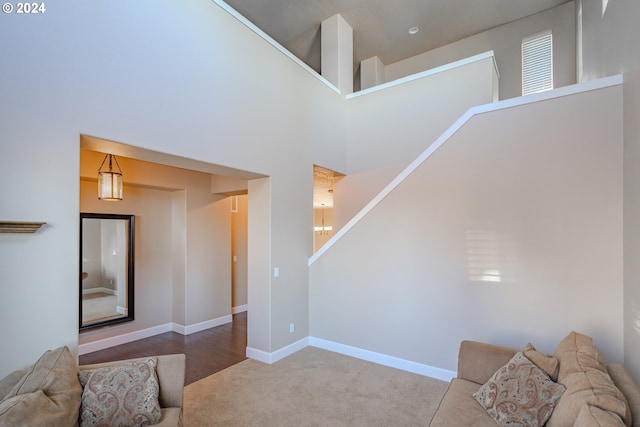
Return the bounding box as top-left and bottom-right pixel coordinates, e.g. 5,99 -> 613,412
222,0 -> 571,76
220,0 -> 571,208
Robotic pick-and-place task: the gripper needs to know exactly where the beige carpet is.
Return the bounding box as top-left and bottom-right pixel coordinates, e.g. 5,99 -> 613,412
184,347 -> 449,426
82,292 -> 120,323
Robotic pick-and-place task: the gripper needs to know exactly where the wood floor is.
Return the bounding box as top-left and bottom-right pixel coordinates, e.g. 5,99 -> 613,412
79,312 -> 247,386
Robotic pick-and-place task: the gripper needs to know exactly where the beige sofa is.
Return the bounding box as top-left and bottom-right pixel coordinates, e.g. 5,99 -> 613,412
430,332 -> 640,426
0,346 -> 185,426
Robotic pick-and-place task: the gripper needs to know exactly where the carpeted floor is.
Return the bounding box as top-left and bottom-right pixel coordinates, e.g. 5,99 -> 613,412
82,292 -> 120,323
184,347 -> 449,426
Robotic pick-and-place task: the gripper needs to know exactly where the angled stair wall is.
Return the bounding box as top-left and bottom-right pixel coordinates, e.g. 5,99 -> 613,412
309,76 -> 624,375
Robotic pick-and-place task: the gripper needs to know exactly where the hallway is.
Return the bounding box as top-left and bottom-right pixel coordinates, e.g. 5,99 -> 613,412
79,312 -> 247,385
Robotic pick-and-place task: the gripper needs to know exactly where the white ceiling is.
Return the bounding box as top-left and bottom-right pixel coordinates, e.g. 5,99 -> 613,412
222,0 -> 571,75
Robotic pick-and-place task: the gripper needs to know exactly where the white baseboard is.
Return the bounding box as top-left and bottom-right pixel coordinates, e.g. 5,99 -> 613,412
308,337 -> 457,382
82,287 -> 116,296
79,314 -> 233,355
172,315 -> 232,335
246,337 -> 309,364
232,304 -> 248,314
79,323 -> 173,355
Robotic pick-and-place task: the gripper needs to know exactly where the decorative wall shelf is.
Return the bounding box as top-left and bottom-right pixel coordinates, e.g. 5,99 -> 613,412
0,222 -> 46,233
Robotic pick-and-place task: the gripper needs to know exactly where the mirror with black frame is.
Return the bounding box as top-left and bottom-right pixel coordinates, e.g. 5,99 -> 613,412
80,213 -> 135,330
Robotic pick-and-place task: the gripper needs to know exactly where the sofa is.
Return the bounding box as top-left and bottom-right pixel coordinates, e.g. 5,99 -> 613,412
430,331 -> 640,426
0,346 -> 185,426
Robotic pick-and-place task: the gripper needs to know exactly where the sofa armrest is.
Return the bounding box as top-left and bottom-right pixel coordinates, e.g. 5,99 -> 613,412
79,353 -> 185,409
155,354 -> 186,408
457,340 -> 518,385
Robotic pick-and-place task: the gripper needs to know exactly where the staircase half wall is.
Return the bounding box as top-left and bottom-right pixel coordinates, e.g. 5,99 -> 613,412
335,52 -> 499,230
309,76 -> 624,377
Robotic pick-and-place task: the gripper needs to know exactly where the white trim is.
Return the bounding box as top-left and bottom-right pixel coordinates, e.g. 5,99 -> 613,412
246,337 -> 309,364
232,304 -> 248,314
79,323 -> 173,355
309,74 -> 623,266
173,315 -> 233,335
211,0 -> 340,95
348,51 -> 499,99
309,337 -> 456,382
246,336 -> 456,381
116,305 -> 126,315
79,314 -> 234,355
82,287 -> 115,296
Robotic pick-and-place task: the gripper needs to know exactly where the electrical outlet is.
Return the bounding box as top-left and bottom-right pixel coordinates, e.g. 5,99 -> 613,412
289,323 -> 295,333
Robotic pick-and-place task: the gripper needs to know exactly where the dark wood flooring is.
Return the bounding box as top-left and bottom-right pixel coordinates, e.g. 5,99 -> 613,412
79,312 -> 247,386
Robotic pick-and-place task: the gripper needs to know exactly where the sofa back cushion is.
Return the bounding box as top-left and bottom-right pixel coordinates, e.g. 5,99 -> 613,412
457,340 -> 517,385
523,342 -> 560,382
575,404 -> 626,426
547,332 -> 631,427
0,346 -> 82,427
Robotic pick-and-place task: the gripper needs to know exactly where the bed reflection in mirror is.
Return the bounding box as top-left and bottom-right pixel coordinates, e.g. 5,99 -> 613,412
80,213 -> 134,330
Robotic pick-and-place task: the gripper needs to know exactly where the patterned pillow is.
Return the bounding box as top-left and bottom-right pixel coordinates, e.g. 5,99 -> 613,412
473,352 -> 566,427
78,358 -> 161,427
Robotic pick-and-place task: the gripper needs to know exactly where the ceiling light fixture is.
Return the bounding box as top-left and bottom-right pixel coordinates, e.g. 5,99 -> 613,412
314,204 -> 332,234
408,26 -> 419,35
97,154 -> 123,201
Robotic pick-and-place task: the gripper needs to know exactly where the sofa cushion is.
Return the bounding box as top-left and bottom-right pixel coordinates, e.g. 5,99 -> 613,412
574,404 -> 626,426
0,346 -> 82,427
0,370 -> 27,402
523,342 -> 559,382
554,331 -> 608,379
607,363 -> 640,427
457,340 -> 518,385
429,378 -> 498,426
473,351 -> 565,426
548,332 -> 632,427
78,357 -> 161,427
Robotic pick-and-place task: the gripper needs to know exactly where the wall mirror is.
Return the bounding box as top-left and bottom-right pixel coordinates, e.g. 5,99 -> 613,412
80,213 -> 135,330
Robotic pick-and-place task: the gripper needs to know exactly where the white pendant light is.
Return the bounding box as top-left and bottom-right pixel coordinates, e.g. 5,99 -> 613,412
97,154 -> 123,201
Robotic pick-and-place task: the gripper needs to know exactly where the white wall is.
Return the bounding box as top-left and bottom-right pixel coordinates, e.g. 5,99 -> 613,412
576,0 -> 640,381
0,0 -> 345,375
232,195 -> 248,311
311,83 -> 624,371
383,2 -> 575,101
336,55 -> 498,230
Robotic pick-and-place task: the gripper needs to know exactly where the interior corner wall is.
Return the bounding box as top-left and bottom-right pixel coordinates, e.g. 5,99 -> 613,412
172,190 -> 187,326
185,186 -> 230,326
311,84 -> 624,372
384,1 -> 576,101
248,178 -> 271,352
337,57 -> 497,230
577,0 -> 640,382
232,195 -> 248,310
0,0 -> 346,374
576,0 -> 640,82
